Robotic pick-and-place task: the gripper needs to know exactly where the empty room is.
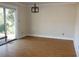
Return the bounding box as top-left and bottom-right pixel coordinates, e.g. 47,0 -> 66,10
0,2 -> 79,57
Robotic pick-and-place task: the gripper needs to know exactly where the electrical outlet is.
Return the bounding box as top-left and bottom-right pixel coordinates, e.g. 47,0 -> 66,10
21,32 -> 24,35
78,45 -> 79,49
62,33 -> 64,36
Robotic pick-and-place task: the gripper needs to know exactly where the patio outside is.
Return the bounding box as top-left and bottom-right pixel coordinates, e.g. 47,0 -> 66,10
0,8 -> 15,41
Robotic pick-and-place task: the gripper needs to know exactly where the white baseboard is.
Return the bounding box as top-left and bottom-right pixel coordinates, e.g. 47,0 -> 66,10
73,41 -> 79,57
28,34 -> 73,40
18,34 -> 28,39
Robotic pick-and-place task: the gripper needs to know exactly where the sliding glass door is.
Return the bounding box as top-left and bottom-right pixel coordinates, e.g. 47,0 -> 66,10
0,7 -> 6,44
0,7 -> 16,45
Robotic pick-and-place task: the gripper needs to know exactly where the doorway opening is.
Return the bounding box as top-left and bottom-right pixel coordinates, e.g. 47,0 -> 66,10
0,7 -> 16,45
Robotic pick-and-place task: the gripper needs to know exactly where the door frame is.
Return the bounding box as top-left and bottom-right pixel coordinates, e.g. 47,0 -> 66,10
0,5 -> 18,45
3,7 -> 7,41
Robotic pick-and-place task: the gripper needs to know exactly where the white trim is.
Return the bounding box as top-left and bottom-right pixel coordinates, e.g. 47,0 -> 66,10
74,40 -> 79,57
28,34 -> 73,40
39,2 -> 77,5
0,3 -> 17,9
74,35 -> 79,57
0,2 -> 28,8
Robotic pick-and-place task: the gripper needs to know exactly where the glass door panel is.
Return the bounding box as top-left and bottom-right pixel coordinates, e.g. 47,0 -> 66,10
0,7 -> 6,44
6,8 -> 16,41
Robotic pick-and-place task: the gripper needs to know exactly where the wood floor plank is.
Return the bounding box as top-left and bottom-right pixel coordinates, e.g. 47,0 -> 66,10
0,36 -> 76,57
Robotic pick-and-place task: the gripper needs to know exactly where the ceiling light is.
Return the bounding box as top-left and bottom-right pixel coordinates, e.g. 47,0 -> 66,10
31,3 -> 39,13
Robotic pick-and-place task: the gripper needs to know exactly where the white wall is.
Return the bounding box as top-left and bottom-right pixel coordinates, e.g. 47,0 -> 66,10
74,4 -> 79,57
28,4 -> 76,40
16,5 -> 29,38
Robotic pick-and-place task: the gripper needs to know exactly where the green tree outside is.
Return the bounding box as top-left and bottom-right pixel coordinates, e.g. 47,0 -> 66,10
0,8 -> 15,34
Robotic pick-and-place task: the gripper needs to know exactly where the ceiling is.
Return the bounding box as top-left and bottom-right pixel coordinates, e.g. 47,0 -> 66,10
20,2 -> 78,5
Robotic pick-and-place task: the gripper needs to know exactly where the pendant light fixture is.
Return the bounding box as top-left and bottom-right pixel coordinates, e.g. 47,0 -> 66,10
31,3 -> 39,13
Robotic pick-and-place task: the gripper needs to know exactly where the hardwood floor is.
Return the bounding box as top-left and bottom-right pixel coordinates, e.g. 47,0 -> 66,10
0,36 -> 76,57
